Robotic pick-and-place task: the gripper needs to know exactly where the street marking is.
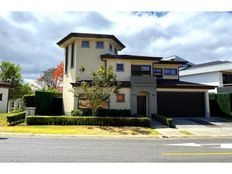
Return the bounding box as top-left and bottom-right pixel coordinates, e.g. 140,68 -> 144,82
162,152 -> 232,156
167,143 -> 232,149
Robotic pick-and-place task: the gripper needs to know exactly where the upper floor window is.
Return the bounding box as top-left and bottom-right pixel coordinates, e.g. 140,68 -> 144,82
109,44 -> 113,51
114,48 -> 118,55
223,74 -> 232,85
96,41 -> 104,49
82,41 -> 89,48
131,65 -> 151,76
65,46 -> 69,73
0,93 -> 2,101
153,68 -> 162,78
70,43 -> 75,68
164,68 -> 177,76
116,63 -> 124,72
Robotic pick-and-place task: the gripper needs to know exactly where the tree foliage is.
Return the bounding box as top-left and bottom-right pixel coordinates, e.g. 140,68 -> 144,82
0,61 -> 33,100
75,65 -> 120,116
37,61 -> 63,91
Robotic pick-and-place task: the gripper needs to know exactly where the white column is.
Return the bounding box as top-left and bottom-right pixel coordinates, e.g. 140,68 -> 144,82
205,91 -> 210,118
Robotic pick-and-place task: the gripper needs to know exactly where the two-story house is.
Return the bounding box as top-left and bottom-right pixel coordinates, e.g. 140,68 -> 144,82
57,33 -> 214,118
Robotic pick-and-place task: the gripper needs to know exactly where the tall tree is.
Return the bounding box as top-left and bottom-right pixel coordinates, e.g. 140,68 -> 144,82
0,61 -> 33,100
37,61 -> 64,90
52,61 -> 64,88
74,65 -> 120,116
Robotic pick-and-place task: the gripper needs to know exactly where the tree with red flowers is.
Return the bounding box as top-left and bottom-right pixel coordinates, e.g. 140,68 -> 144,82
36,61 -> 64,91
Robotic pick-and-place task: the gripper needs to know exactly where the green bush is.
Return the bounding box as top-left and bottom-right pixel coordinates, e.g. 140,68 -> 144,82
26,116 -> 150,127
23,95 -> 35,107
71,109 -> 83,116
209,93 -> 232,117
10,109 -> 24,113
6,112 -> 26,126
152,114 -> 175,128
72,109 -> 131,117
35,91 -> 63,115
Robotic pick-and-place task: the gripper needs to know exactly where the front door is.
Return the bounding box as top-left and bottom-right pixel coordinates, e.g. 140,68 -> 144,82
137,96 -> 146,116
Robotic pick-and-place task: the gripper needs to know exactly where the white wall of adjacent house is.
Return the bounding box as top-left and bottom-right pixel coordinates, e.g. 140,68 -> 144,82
180,71 -> 221,93
0,87 -> 9,113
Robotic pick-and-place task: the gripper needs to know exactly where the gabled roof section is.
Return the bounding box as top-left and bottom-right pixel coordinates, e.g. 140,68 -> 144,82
187,60 -> 231,69
180,60 -> 232,76
101,54 -> 162,61
157,79 -> 215,89
156,60 -> 187,65
57,32 -> 125,49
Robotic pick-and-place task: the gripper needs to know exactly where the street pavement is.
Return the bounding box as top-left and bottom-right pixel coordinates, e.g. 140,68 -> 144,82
1,135 -> 232,162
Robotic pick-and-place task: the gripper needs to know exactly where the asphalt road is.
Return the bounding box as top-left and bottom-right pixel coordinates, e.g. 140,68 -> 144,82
1,135 -> 232,162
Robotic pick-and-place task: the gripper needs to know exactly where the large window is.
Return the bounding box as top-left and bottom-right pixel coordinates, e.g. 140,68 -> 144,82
78,95 -> 109,109
70,43 -> 75,68
65,46 -> 68,73
109,44 -> 113,51
131,65 -> 151,76
96,41 -> 104,49
153,68 -> 162,78
164,68 -> 177,76
116,63 -> 124,72
0,93 -> 2,101
82,41 -> 89,48
223,74 -> 232,85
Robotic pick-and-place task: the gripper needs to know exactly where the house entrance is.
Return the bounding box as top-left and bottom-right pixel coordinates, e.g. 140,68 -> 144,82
137,95 -> 147,116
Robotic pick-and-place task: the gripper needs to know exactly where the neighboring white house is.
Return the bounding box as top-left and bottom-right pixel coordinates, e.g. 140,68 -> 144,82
180,60 -> 232,93
0,82 -> 11,113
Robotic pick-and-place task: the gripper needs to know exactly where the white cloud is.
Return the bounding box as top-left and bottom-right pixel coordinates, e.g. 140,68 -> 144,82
1,12 -> 232,81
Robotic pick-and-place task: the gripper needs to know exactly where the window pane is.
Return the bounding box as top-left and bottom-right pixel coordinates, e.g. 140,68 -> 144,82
109,44 -> 112,51
164,68 -> 177,75
0,93 -> 2,101
82,41 -> 89,48
96,41 -> 104,48
116,63 -> 124,71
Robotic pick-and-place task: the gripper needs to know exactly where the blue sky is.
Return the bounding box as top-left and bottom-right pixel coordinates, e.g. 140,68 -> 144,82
0,12 -> 232,81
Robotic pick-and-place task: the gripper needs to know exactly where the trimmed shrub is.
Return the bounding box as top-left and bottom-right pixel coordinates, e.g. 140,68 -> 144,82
35,91 -> 63,115
152,114 -> 175,128
23,95 -> 35,107
71,109 -> 131,117
26,116 -> 150,127
6,112 -> 26,126
71,109 -> 83,116
209,93 -> 232,117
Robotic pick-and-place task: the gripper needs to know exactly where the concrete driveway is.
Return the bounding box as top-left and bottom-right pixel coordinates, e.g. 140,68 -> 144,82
171,117 -> 232,137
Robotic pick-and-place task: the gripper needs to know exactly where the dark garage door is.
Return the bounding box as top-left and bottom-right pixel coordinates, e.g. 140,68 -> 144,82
157,92 -> 205,117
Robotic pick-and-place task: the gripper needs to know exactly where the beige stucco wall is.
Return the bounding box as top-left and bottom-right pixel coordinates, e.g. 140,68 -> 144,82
0,87 -> 9,113
107,59 -> 156,81
109,88 -> 130,110
153,64 -> 180,80
62,38 -> 119,114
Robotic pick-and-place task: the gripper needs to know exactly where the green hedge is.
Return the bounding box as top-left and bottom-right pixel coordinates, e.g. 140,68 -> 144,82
23,95 -> 35,107
6,112 -> 26,126
152,114 -> 175,128
209,93 -> 232,117
35,91 -> 63,115
71,109 -> 131,117
26,116 -> 150,127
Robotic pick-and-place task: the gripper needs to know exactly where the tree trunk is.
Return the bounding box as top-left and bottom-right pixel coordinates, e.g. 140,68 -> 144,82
91,108 -> 97,116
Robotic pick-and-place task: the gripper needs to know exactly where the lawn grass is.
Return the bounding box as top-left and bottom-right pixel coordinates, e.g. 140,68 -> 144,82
0,125 -> 160,136
0,113 -> 11,126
